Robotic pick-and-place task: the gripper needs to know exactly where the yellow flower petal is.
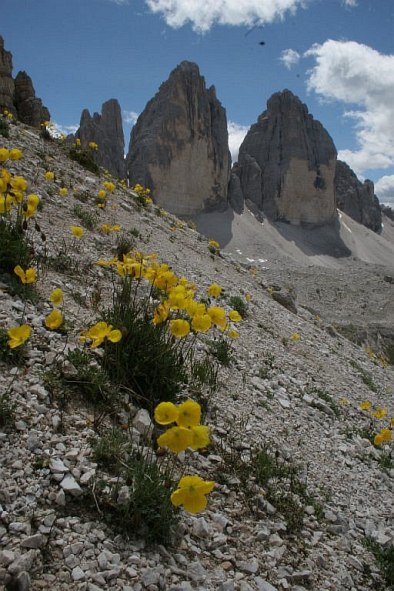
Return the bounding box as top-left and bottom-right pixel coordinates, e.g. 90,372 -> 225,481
176,399 -> 201,428
154,402 -> 179,425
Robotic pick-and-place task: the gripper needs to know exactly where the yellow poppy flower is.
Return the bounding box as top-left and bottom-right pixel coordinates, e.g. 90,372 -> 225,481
14,265 -> 37,284
44,309 -> 64,330
229,310 -> 242,322
157,426 -> 193,454
98,190 -> 107,199
153,302 -> 170,325
290,333 -> 301,341
70,225 -> 84,238
103,181 -> 115,193
207,306 -> 226,329
380,428 -> 392,443
208,239 -> 220,249
359,400 -> 371,411
88,141 -> 98,150
374,433 -> 383,446
80,321 -> 122,349
0,148 -> 10,162
7,324 -> 32,348
59,187 -> 68,197
190,425 -> 210,450
49,288 -> 64,306
207,283 -> 222,298
170,475 -> 215,513
176,399 -> 201,428
9,149 -> 23,160
45,171 -> 55,181
191,314 -> 212,333
11,176 -> 28,192
372,407 -> 387,420
154,402 -> 179,425
169,319 -> 190,338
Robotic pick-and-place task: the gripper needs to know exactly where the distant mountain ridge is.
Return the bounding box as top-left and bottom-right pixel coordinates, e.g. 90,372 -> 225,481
0,35 -> 383,233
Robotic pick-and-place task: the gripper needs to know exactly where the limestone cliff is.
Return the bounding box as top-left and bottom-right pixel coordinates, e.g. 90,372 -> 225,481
335,160 -> 382,232
126,61 -> 231,215
231,89 -> 338,226
14,71 -> 50,128
0,37 -> 50,126
0,36 -> 16,117
76,99 -> 125,178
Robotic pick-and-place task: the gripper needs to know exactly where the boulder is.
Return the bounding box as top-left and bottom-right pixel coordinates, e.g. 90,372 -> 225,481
76,98 -> 125,178
14,71 -> 50,127
126,61 -> 231,215
335,160 -> 382,232
0,35 -> 16,117
231,89 -> 338,226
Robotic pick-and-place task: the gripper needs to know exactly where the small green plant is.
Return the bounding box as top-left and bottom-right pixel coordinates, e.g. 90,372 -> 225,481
308,386 -> 341,418
364,538 -> 394,587
0,392 -> 16,429
208,337 -> 233,367
0,218 -> 31,274
228,295 -> 248,319
350,360 -> 378,392
69,147 -> 99,174
258,352 -> 275,379
65,349 -> 120,424
0,117 -> 10,138
92,428 -> 132,473
102,281 -> 187,410
116,235 -> 135,261
73,204 -> 98,230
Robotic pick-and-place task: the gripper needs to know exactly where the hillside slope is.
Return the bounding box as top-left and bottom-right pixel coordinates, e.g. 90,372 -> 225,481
0,122 -> 393,591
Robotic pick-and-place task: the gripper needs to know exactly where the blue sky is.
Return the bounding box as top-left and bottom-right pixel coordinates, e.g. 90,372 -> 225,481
2,0 -> 394,205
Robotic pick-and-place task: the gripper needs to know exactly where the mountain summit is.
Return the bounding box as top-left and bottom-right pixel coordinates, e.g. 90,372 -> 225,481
126,61 -> 231,215
230,89 -> 338,226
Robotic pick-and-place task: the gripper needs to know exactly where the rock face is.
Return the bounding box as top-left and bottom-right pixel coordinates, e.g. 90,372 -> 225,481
126,61 -> 231,216
231,89 -> 338,225
335,160 -> 382,232
0,35 -> 16,117
0,37 -> 50,126
14,71 -> 50,127
76,99 -> 125,178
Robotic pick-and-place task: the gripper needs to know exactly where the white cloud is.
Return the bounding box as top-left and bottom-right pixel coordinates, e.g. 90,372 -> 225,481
52,122 -> 79,137
279,49 -> 300,69
108,0 -> 129,4
228,121 -> 249,163
304,40 -> 394,176
343,0 -> 357,7
144,0 -> 306,33
375,175 -> 394,207
123,110 -> 139,125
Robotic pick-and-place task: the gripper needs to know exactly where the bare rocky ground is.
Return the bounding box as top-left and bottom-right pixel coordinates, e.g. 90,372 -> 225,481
0,122 -> 393,591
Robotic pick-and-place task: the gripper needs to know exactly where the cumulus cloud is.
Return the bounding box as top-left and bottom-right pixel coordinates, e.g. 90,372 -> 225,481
305,40 -> 394,175
144,0 -> 305,33
123,110 -> 139,125
228,121 -> 249,163
279,49 -> 301,69
53,122 -> 79,137
343,0 -> 358,7
375,175 -> 394,207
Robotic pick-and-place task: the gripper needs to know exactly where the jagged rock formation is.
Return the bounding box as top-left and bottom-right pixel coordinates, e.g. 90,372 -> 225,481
0,35 -> 16,117
230,89 -> 338,226
126,61 -> 231,216
14,71 -> 50,127
76,99 -> 125,178
0,36 -> 50,126
335,160 -> 382,232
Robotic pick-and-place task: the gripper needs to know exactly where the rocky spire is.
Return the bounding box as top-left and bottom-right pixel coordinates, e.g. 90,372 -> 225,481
14,71 -> 50,128
126,61 -> 231,216
0,35 -> 16,117
335,160 -> 382,232
76,99 -> 125,178
230,89 -> 338,226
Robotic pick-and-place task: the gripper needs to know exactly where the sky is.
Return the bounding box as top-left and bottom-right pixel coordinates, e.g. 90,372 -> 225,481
2,0 -> 394,206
